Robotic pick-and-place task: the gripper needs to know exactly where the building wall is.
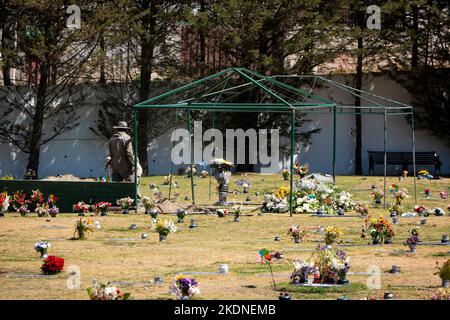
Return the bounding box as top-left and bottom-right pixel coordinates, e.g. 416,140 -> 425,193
1,74 -> 449,178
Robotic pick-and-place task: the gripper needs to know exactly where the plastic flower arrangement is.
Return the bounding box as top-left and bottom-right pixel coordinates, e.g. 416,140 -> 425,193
414,205 -> 427,215
262,193 -> 290,213
176,209 -> 187,222
48,206 -> 59,217
12,190 -> 27,210
424,188 -> 431,197
293,163 -> 309,178
274,186 -> 290,199
140,196 -> 155,213
116,197 -> 133,210
324,226 -> 343,246
170,274 -> 200,300
87,279 -> 130,300
236,175 -> 252,192
418,169 -> 430,178
281,169 -> 290,181
73,201 -> 90,214
34,240 -> 51,258
371,189 -> 384,203
390,187 -> 409,215
95,201 -> 111,215
233,204 -> 244,219
430,288 -> 450,300
403,227 -> 421,248
440,191 -> 449,199
30,189 -> 45,206
435,259 -> 450,282
200,170 -> 209,178
35,205 -> 48,217
0,191 -> 9,213
17,205 -> 29,216
354,203 -> 369,216
47,194 -> 58,208
389,184 -> 399,193
163,174 -> 177,186
290,260 -> 315,284
287,225 -> 308,243
184,166 -> 197,177
153,219 -> 177,236
361,215 -> 395,244
74,218 -> 94,240
41,255 -> 64,275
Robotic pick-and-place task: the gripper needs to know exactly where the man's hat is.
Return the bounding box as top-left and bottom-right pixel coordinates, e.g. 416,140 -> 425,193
113,121 -> 130,130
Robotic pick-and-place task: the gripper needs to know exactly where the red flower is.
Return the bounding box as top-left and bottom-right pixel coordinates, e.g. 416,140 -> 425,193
41,255 -> 64,275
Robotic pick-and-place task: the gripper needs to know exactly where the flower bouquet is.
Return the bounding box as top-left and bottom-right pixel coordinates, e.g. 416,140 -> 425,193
35,205 -> 48,217
291,260 -> 315,284
17,205 -> 29,216
0,192 -> 9,216
236,176 -> 252,193
389,184 -> 399,193
47,194 -> 58,208
354,203 -> 369,216
117,197 -> 133,214
34,240 -> 51,258
73,201 -> 90,215
41,255 -> 64,275
216,208 -> 228,217
281,169 -> 290,181
287,225 -> 308,243
424,188 -> 431,198
390,187 -> 409,216
30,189 -> 45,211
414,205 -> 427,216
440,191 -> 449,200
153,219 -> 176,241
185,166 -> 197,177
371,189 -> 384,204
418,169 -> 431,179
12,190 -> 27,210
200,170 -> 209,178
293,163 -> 308,178
362,215 -> 395,244
307,247 -> 351,284
95,201 -> 111,216
233,204 -> 244,222
163,174 -> 177,186
140,196 -> 155,214
403,227 -> 420,252
87,279 -> 130,300
324,226 -> 342,247
48,206 -> 60,217
74,218 -> 94,240
169,274 -> 200,300
176,209 -> 187,223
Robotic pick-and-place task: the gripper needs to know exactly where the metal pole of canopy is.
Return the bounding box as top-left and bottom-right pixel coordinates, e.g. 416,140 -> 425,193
332,106 -> 337,184
168,111 -> 179,200
133,108 -> 138,212
411,109 -> 417,204
289,109 -> 295,217
208,111 -> 215,200
383,110 -> 387,210
187,109 -> 195,204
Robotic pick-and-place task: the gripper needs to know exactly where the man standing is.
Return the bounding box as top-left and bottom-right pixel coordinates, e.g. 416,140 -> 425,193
105,121 -> 142,183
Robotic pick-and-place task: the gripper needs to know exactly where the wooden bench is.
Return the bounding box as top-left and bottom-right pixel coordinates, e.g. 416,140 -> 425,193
368,151 -> 442,175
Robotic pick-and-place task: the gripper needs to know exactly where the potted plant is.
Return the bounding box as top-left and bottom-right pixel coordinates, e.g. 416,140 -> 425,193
153,219 -> 176,241
403,227 -> 420,253
371,189 -> 384,204
281,169 -> 290,181
74,218 -> 94,240
176,209 -> 186,223
141,196 -> 155,214
95,202 -> 111,216
116,197 -> 133,214
435,259 -> 450,288
34,240 -> 51,258
287,225 -> 308,243
324,226 -> 342,248
87,279 -> 130,300
169,274 -> 200,300
41,255 -> 64,275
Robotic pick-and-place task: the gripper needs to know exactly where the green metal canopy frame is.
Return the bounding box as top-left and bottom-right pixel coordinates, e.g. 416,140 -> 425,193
132,67 -> 416,215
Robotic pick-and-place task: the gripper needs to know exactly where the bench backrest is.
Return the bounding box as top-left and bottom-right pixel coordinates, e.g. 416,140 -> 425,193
368,151 -> 438,164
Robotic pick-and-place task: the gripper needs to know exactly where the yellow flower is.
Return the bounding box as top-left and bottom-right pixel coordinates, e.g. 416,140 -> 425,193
175,274 -> 184,281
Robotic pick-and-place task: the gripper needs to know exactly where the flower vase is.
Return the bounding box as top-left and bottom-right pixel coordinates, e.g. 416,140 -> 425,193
294,238 -> 301,244
159,234 -> 167,242
372,238 -> 381,245
243,187 -> 249,194
375,199 -> 382,204
384,236 -> 392,244
0,208 -> 4,217
390,210 -> 397,217
122,208 -> 129,215
234,216 -> 240,222
337,275 -> 349,285
40,252 -> 48,259
409,245 -> 416,253
177,218 -> 184,223
181,295 -> 189,300
150,210 -> 159,220
100,208 -> 108,216
325,244 -> 332,249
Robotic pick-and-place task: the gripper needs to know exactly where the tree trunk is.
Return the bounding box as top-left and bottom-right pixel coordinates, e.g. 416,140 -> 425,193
137,0 -> 157,176
99,31 -> 106,83
26,60 -> 48,179
199,0 -> 206,75
411,4 -> 419,67
1,20 -> 12,86
354,36 -> 363,175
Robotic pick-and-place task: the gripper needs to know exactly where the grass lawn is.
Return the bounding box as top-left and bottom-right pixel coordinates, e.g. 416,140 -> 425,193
0,174 -> 449,300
